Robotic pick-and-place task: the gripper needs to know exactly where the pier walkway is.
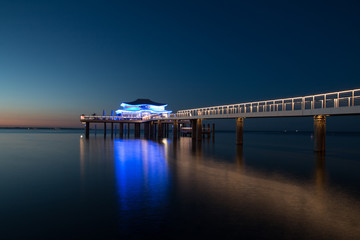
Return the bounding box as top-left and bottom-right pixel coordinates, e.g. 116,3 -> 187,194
171,89 -> 360,119
81,88 -> 360,152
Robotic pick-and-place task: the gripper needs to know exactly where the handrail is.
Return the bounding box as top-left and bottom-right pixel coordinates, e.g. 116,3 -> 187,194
81,89 -> 360,121
80,115 -> 170,121
176,89 -> 360,117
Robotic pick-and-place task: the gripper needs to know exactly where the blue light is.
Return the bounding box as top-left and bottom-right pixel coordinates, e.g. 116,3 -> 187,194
115,101 -> 172,119
114,140 -> 170,230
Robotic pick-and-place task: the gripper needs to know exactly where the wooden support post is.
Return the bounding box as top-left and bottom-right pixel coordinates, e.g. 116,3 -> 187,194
173,120 -> 178,139
157,120 -> 163,139
191,119 -> 197,140
236,145 -> 245,171
196,118 -> 202,141
127,123 -> 130,138
85,122 -> 90,139
314,115 -> 326,152
119,123 -> 123,138
111,122 -> 114,138
154,122 -> 157,138
144,123 -> 149,139
212,123 -> 215,138
135,123 -> 140,138
104,123 -> 107,138
315,151 -> 326,190
236,117 -> 244,145
150,121 -> 154,138
207,123 -> 210,138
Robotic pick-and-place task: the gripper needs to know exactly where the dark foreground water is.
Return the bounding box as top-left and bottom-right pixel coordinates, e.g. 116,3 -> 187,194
1,129 -> 360,239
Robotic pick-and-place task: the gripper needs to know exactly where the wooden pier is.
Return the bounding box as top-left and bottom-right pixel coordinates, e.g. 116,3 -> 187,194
81,116 -> 192,140
81,88 -> 360,152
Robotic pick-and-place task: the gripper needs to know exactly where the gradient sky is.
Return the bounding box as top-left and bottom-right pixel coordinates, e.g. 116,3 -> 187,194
1,0 -> 359,129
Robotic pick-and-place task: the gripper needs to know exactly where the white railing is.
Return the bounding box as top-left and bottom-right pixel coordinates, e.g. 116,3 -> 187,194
176,89 -> 360,117
80,114 -> 170,121
81,116 -> 135,121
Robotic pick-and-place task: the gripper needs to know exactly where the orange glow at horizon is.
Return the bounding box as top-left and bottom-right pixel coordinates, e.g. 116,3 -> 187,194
0,110 -> 82,128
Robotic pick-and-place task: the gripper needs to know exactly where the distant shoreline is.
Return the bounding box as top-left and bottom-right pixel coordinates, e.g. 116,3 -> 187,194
1,127 -> 360,135
0,127 -> 84,130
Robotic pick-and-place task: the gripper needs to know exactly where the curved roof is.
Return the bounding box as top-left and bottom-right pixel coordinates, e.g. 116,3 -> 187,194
122,99 -> 167,106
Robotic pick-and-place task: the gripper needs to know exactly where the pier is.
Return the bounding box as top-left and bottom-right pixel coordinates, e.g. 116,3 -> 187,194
81,88 -> 360,152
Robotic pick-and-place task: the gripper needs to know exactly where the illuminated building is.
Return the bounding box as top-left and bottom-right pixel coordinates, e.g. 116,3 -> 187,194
115,99 -> 172,120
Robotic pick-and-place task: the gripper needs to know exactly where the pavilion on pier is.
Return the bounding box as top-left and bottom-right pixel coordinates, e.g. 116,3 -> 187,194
115,99 -> 171,120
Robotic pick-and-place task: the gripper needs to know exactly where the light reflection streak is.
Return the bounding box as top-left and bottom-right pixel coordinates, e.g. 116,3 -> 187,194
79,136 -> 360,238
314,151 -> 327,194
236,145 -> 245,172
79,137 -> 85,180
169,138 -> 360,239
114,139 -> 169,232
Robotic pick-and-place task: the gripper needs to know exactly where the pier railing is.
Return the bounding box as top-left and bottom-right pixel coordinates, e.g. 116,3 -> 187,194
175,89 -> 360,118
81,89 -> 360,122
81,116 -> 136,121
80,114 -> 171,122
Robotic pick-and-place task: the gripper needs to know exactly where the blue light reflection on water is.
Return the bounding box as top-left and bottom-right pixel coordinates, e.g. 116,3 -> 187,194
114,139 -> 170,235
1,129 -> 360,239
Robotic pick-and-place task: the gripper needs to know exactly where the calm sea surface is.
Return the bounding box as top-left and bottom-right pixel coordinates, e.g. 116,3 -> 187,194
1,129 -> 360,239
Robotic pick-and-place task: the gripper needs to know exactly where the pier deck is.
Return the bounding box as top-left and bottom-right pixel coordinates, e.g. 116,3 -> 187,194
81,88 -> 360,152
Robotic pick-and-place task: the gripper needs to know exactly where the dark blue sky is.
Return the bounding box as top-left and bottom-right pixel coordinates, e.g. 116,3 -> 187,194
0,0 -> 359,129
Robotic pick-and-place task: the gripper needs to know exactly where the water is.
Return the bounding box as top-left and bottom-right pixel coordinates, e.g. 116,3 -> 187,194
1,129 -> 360,239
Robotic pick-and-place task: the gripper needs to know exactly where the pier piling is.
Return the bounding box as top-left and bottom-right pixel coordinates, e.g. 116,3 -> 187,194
144,122 -> 149,139
135,123 -> 140,138
314,115 -> 326,152
196,119 -> 202,141
191,120 -> 197,140
119,123 -> 123,138
173,120 -> 178,139
236,118 -> 244,145
212,123 -> 215,139
157,120 -> 163,139
150,121 -> 154,138
85,122 -> 89,139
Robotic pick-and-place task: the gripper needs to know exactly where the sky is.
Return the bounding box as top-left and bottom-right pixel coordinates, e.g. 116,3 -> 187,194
0,0 -> 359,130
